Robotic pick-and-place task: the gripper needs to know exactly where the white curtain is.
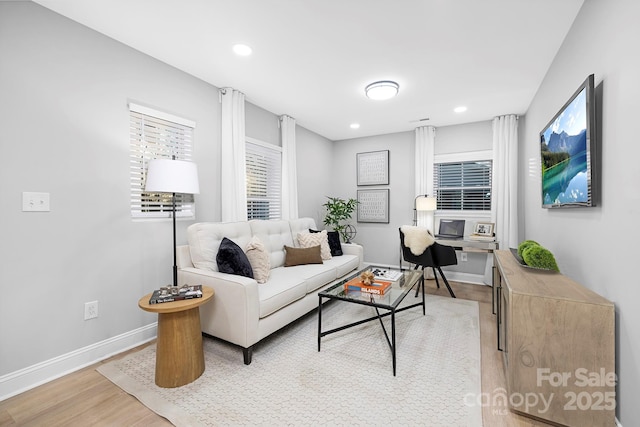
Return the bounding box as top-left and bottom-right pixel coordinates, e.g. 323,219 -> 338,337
280,115 -> 298,220
492,114 -> 519,249
220,88 -> 247,221
414,126 -> 436,232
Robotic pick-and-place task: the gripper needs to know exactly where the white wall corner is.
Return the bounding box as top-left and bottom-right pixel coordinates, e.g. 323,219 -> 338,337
0,323 -> 157,401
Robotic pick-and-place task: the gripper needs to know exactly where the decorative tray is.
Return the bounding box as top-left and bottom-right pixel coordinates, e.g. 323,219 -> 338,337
509,248 -> 558,272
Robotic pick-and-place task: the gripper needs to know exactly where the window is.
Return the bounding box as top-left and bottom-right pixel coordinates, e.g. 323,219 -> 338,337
129,103 -> 196,218
245,138 -> 282,220
434,160 -> 492,211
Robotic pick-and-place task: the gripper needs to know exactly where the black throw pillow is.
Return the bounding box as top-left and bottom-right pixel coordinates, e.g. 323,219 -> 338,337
216,237 -> 254,278
309,228 -> 343,256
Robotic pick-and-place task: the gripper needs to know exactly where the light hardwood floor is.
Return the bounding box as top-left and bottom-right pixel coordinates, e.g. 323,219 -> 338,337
1,280 -> 554,426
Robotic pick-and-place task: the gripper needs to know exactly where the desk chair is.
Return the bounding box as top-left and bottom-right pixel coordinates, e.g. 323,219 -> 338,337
399,228 -> 457,298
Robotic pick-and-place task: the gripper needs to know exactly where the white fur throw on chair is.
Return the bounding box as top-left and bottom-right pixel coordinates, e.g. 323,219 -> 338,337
400,225 -> 435,256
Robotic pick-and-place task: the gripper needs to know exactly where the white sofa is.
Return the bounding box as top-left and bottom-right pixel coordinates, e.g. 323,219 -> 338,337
176,217 -> 364,364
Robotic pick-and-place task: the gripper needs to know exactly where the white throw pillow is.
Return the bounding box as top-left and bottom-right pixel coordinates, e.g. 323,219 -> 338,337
245,235 -> 270,284
297,230 -> 332,260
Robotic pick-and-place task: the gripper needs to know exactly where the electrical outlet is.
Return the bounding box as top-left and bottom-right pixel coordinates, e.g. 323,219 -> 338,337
22,192 -> 50,212
84,301 -> 98,320
460,252 -> 468,262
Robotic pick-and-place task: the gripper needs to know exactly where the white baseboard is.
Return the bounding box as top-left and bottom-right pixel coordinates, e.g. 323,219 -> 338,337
0,323 -> 157,401
442,271 -> 488,286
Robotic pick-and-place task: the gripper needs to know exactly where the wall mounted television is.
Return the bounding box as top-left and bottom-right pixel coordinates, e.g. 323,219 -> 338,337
540,74 -> 597,208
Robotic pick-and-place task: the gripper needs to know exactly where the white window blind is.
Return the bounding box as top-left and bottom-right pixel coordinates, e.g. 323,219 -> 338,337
434,160 -> 492,211
245,140 -> 282,220
129,103 -> 196,218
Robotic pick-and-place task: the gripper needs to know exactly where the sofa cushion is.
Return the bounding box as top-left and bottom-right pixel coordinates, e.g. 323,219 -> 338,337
284,245 -> 323,267
310,229 -> 343,256
188,222 -> 252,271
258,268 -> 307,318
297,231 -> 331,260
246,235 -> 270,284
249,219 -> 295,268
216,237 -> 254,278
322,254 -> 361,278
297,264 -> 338,293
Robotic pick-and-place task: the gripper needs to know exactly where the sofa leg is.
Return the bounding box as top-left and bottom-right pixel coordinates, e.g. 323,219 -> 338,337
243,346 -> 253,365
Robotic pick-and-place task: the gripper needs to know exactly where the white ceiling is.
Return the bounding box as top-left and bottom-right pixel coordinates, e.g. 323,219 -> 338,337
33,0 -> 584,141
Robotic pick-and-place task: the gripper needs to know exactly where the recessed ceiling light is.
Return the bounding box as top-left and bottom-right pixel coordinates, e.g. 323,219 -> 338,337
350,123 -> 360,129
454,106 -> 467,113
233,44 -> 252,56
365,81 -> 399,100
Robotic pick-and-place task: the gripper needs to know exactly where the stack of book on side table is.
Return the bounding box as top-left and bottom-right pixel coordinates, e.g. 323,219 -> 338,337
344,277 -> 393,296
149,284 -> 203,304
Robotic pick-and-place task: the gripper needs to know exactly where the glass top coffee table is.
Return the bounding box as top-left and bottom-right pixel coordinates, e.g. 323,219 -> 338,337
317,266 -> 423,376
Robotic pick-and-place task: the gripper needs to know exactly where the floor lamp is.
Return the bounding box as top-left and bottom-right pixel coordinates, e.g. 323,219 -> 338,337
413,194 -> 437,230
401,195 -> 437,271
145,159 -> 200,287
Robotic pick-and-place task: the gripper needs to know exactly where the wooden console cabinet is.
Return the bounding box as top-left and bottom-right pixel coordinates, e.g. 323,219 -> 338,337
494,250 -> 615,426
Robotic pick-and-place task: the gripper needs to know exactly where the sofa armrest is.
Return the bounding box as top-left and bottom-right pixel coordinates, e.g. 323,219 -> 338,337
178,267 -> 260,348
176,245 -> 193,268
341,243 -> 364,270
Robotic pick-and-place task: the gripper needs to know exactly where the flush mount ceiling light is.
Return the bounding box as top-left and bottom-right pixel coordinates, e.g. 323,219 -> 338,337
454,106 -> 468,113
233,44 -> 253,56
350,123 -> 360,129
365,80 -> 399,100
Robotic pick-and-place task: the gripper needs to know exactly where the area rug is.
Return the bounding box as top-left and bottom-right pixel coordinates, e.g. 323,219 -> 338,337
98,295 -> 482,426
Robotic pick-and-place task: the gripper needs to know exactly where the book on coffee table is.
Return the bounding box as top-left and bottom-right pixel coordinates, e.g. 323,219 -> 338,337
371,268 -> 403,281
344,277 -> 392,295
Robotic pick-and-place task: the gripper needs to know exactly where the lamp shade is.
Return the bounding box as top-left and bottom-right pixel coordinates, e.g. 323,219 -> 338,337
145,159 -> 200,194
415,195 -> 437,211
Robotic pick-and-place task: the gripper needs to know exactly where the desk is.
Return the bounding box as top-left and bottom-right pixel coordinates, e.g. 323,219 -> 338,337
435,237 -> 498,252
436,238 -> 499,313
138,286 -> 214,388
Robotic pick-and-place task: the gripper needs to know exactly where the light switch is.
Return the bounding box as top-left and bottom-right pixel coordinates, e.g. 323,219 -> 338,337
22,192 -> 50,212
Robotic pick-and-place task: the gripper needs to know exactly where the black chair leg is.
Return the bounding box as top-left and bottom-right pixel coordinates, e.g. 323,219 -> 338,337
436,266 -> 456,298
414,267 -> 425,297
432,267 -> 441,289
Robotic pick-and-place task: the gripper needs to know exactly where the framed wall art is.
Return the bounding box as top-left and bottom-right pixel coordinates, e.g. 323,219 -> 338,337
357,189 -> 389,223
356,150 -> 389,186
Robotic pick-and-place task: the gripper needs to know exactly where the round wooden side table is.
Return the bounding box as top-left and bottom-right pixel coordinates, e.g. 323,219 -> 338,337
138,286 -> 214,388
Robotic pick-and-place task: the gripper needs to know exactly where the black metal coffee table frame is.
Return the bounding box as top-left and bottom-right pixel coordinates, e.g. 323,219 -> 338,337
317,267 -> 424,376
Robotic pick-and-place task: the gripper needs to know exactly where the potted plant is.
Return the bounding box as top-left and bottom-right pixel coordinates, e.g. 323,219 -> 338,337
323,196 -> 358,243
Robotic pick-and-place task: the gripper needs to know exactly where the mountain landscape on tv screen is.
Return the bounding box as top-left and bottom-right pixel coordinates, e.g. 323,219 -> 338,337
546,129 -> 586,157
541,129 -> 588,205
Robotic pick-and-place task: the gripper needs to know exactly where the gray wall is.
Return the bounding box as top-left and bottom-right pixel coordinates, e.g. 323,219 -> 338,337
333,121 -> 494,279
245,102 -> 280,145
0,2 -> 334,383
296,125 -> 335,225
435,121 -> 492,155
333,131 -> 414,267
520,0 -> 639,423
0,2 -> 220,375
244,103 -> 335,227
